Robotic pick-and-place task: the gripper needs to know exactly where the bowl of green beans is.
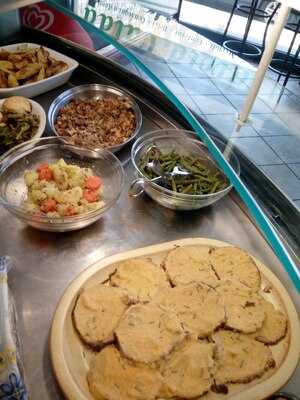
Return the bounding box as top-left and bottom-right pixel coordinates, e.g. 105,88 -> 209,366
130,129 -> 240,210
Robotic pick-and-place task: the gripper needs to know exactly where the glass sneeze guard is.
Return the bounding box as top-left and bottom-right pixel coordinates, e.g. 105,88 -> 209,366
45,0 -> 300,293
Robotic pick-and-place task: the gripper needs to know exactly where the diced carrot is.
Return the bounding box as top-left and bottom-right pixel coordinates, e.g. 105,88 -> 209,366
38,168 -> 54,181
40,199 -> 57,213
65,207 -> 77,216
83,189 -> 98,203
36,162 -> 49,172
85,175 -> 102,190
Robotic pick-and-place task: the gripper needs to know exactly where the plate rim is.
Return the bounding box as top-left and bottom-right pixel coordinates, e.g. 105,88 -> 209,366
50,237 -> 300,400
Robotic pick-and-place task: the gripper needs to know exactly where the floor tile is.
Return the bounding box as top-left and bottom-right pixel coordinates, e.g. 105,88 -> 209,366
139,71 -> 160,88
178,78 -> 221,95
247,78 -> 286,95
260,164 -> 300,200
293,200 -> 300,209
168,63 -> 207,78
226,94 -> 272,113
211,78 -> 250,95
266,70 -> 280,81
230,137 -> 283,165
289,93 -> 300,104
208,62 -> 241,79
285,79 -> 300,97
176,95 -> 202,115
191,95 -> 236,114
234,67 -> 256,80
276,113 -> 300,135
249,113 -> 291,136
264,135 -> 300,163
160,77 -> 187,95
132,50 -> 165,63
287,163 -> 300,179
168,52 -> 200,64
141,62 -> 174,77
205,114 -> 258,138
259,94 -> 300,113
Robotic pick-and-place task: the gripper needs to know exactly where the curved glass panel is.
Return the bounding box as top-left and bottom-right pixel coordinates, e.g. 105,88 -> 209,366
38,0 -> 300,292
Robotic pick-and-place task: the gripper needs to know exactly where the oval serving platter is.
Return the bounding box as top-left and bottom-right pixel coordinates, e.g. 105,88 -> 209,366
50,238 -> 300,400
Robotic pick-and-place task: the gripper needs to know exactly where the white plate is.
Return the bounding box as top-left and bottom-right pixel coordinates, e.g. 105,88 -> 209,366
0,98 -> 46,140
51,238 -> 300,400
0,43 -> 78,98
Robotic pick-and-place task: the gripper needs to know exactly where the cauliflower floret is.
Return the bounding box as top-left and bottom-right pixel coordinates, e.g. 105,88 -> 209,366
31,179 -> 48,191
46,211 -> 60,218
29,189 -> 47,203
51,164 -> 69,190
83,201 -> 105,212
74,205 -> 85,214
42,182 -> 59,199
23,201 -> 39,213
56,159 -> 67,169
65,165 -> 85,188
57,204 -> 69,216
24,171 -> 38,187
56,187 -> 83,205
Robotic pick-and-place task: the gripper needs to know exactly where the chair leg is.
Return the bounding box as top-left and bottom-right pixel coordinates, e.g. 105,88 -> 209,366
240,0 -> 258,54
282,44 -> 300,87
173,0 -> 183,21
278,17 -> 300,81
262,3 -> 281,52
223,0 -> 239,38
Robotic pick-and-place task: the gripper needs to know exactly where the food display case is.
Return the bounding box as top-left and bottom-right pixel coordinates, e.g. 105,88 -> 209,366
0,1 -> 299,399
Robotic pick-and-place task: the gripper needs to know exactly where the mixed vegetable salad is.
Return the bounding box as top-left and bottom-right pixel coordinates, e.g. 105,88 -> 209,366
23,159 -> 105,217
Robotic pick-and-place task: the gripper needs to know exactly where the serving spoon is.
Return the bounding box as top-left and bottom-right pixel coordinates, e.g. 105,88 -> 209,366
128,145 -> 192,197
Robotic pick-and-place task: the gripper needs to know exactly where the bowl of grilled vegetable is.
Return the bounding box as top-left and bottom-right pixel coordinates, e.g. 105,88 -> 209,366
0,43 -> 78,97
130,129 -> 240,210
0,96 -> 45,151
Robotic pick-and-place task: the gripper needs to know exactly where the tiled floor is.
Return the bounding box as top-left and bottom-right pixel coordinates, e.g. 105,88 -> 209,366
124,49 -> 300,211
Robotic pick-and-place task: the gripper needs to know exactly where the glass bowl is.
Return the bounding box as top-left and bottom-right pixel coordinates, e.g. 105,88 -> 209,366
0,137 -> 124,232
130,129 -> 240,210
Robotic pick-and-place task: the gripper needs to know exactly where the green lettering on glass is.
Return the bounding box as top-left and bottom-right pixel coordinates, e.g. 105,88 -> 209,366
114,20 -> 125,40
84,6 -> 96,24
113,20 -> 141,40
145,35 -> 156,53
99,13 -> 113,31
127,25 -> 141,38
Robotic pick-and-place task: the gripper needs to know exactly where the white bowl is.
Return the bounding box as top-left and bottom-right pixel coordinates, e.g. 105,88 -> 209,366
0,98 -> 46,141
0,43 -> 78,98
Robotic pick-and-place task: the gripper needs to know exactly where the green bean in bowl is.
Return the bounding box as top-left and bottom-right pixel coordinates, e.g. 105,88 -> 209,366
138,149 -> 228,195
130,129 -> 240,210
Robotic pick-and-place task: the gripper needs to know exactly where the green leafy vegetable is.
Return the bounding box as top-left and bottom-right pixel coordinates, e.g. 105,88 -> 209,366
0,111 -> 39,149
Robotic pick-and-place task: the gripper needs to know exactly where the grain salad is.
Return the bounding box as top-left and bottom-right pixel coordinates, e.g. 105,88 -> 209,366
54,97 -> 136,149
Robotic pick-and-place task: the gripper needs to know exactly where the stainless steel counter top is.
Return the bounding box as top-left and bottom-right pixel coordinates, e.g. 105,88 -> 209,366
1,167 -> 299,399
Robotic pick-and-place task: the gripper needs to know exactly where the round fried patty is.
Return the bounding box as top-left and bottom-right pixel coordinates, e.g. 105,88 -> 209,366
110,258 -> 170,302
115,303 -> 186,364
73,284 -> 129,348
87,345 -> 162,400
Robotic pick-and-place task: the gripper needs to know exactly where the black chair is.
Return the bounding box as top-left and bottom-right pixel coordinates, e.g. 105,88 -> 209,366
223,0 -> 278,57
269,10 -> 300,86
